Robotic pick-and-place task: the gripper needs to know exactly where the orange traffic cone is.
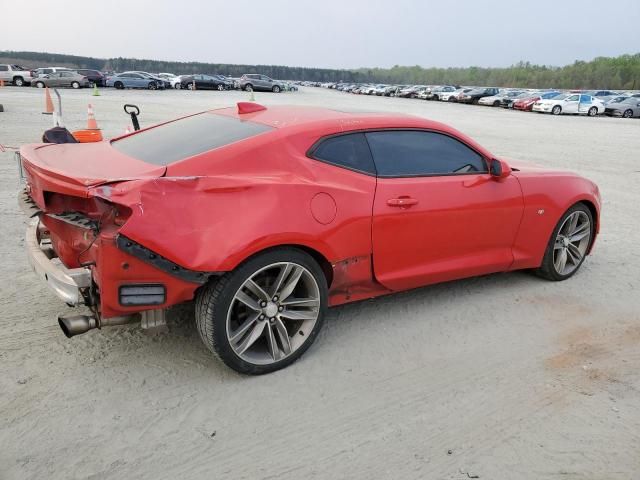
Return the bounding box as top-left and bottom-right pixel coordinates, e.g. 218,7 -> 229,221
43,87 -> 54,115
87,104 -> 99,130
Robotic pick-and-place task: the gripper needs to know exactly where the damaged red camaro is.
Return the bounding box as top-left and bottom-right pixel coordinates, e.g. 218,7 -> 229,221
19,103 -> 601,374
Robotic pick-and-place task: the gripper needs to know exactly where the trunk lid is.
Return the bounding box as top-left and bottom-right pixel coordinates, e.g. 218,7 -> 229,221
21,142 -> 165,207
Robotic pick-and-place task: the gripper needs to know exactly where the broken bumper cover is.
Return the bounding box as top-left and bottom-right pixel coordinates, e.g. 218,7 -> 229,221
25,220 -> 91,306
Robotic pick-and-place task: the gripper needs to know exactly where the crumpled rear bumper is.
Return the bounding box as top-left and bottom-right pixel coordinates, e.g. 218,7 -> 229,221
24,220 -> 91,306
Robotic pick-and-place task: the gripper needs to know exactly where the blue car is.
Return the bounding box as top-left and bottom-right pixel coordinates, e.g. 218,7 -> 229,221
106,72 -> 162,90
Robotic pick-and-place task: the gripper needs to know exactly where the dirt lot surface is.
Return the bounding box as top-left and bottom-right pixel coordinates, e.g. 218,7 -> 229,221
1,86 -> 639,480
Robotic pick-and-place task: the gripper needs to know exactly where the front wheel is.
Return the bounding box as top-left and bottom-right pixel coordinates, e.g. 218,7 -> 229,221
272,85 -> 281,93
195,248 -> 328,374
535,203 -> 594,281
552,105 -> 562,115
244,84 -> 253,92
148,82 -> 157,90
622,109 -> 633,118
114,81 -> 124,89
587,106 -> 598,117
71,81 -> 80,89
13,77 -> 24,86
217,84 -> 224,91
35,81 -> 45,88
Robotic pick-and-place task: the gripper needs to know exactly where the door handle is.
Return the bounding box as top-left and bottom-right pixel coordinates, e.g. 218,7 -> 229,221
387,197 -> 418,207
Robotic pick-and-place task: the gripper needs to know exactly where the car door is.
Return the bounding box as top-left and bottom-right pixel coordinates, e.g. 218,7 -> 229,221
0,65 -> 9,82
563,94 -> 580,113
368,130 -> 524,291
47,72 -> 62,87
577,94 -> 593,114
131,74 -> 146,88
59,71 -> 74,87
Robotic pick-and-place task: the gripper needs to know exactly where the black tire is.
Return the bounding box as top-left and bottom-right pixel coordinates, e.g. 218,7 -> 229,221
472,98 -> 479,105
217,84 -> 224,91
448,96 -> 455,102
35,81 -> 45,88
187,83 -> 195,90
535,203 -> 594,281
493,100 -> 500,107
622,109 -> 633,118
588,106 -> 598,117
71,81 -> 80,89
244,84 -> 253,92
195,248 -> 328,375
13,76 -> 24,86
174,83 -> 181,89
272,85 -> 281,93
114,81 -> 124,89
148,82 -> 157,90
552,105 -> 562,115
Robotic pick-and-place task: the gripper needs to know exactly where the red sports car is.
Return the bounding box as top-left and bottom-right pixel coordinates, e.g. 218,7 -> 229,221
19,103 -> 601,374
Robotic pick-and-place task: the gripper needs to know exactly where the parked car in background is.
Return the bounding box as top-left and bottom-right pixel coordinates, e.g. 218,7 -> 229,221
428,86 -> 457,100
171,75 -> 187,89
604,97 -> 640,118
532,93 -> 604,116
106,72 -> 162,90
75,69 -> 105,87
0,64 -> 34,86
31,71 -> 90,89
478,90 -> 522,106
513,91 -> 560,111
180,74 -> 230,90
458,87 -> 500,104
502,91 -> 534,108
126,71 -> 169,89
239,74 -> 285,92
442,88 -> 472,102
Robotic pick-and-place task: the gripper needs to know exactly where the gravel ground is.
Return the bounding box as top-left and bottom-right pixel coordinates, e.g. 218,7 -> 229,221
0,86 -> 639,480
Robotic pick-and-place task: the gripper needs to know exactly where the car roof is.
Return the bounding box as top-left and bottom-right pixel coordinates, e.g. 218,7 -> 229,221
209,105 -> 491,156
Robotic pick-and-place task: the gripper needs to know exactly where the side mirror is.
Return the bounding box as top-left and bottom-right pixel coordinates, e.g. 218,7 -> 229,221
490,158 -> 511,179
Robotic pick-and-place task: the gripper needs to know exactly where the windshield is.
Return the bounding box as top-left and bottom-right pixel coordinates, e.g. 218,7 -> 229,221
111,112 -> 274,166
552,94 -> 570,100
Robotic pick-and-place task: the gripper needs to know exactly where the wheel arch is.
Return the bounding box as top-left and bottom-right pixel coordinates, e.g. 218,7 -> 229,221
226,244 -> 334,289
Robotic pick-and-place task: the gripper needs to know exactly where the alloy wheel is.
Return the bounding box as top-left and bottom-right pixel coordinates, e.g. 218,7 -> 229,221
226,262 -> 321,365
553,211 -> 591,276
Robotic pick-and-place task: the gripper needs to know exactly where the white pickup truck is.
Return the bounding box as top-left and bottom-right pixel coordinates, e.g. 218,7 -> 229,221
0,64 -> 34,86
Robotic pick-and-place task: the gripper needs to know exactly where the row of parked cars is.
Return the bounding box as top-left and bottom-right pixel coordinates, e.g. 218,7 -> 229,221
319,82 -> 640,118
0,64 -> 297,93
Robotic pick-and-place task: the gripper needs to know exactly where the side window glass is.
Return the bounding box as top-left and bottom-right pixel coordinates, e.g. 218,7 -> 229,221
365,131 -> 487,177
311,133 -> 376,175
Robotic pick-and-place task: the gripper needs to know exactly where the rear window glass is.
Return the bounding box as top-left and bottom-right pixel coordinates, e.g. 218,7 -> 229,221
111,113 -> 273,165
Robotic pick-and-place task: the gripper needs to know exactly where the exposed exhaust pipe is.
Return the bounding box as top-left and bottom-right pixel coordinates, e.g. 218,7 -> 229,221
58,313 -> 139,338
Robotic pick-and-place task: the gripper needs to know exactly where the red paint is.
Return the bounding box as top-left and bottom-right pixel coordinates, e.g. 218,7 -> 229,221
513,95 -> 541,111
20,106 -> 601,319
237,102 -> 267,114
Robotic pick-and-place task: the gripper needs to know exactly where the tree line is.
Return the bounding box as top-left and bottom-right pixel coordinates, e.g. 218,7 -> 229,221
1,50 -> 638,89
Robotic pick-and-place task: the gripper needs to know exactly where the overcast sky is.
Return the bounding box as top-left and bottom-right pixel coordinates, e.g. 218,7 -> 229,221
2,0 -> 639,69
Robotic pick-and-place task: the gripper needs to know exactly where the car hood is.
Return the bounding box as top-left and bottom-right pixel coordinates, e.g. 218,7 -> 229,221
20,142 -> 166,189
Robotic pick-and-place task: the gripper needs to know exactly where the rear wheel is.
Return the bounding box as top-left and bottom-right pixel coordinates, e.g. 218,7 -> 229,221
148,82 -> 157,90
622,109 -> 633,118
13,76 -> 24,86
535,203 -> 593,281
272,85 -> 281,93
588,106 -> 598,117
187,83 -> 195,90
244,84 -> 253,92
217,84 -> 224,91
174,83 -> 181,89
195,248 -> 327,374
552,105 -> 562,115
